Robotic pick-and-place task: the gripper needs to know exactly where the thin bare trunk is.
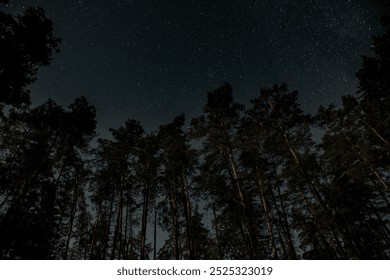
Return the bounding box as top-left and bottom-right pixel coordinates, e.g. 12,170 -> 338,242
170,184 -> 180,260
181,171 -> 193,259
225,146 -> 245,205
101,191 -> 115,259
122,204 -> 129,259
88,201 -> 102,259
211,199 -> 222,258
256,167 -> 278,259
110,181 -> 124,260
153,194 -> 157,260
63,183 -> 78,260
271,166 -> 297,259
140,179 -> 150,260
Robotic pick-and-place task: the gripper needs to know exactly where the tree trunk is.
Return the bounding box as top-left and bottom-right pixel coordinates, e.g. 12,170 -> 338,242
101,191 -> 115,259
255,166 -> 278,259
211,199 -> 223,259
181,170 -> 193,259
63,182 -> 78,260
140,173 -> 150,260
110,179 -> 124,260
170,183 -> 180,260
270,165 -> 297,259
153,193 -> 157,260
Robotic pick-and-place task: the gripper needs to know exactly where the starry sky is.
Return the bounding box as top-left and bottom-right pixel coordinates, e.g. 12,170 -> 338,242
2,0 -> 387,136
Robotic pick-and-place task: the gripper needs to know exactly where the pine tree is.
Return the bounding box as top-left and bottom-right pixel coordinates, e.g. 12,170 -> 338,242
91,120 -> 144,259
157,114 -> 198,259
0,7 -> 60,106
190,83 -> 262,259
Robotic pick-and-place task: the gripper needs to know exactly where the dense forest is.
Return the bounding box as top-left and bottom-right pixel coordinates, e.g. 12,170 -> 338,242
1,4 -> 390,260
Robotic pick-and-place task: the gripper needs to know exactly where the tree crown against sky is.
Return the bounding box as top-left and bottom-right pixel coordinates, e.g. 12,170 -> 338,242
0,6 -> 60,106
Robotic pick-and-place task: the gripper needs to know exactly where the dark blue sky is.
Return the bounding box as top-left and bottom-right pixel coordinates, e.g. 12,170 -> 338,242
2,0 -> 386,136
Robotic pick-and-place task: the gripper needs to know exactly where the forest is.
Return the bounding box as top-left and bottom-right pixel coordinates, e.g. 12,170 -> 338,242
1,3 -> 390,259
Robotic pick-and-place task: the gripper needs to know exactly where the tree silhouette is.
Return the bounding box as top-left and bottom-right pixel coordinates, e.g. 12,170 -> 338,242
0,7 -> 60,106
157,114 -> 198,259
0,97 -> 96,259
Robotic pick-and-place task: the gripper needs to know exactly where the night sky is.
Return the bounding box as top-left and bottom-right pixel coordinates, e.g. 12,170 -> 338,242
2,0 -> 386,136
